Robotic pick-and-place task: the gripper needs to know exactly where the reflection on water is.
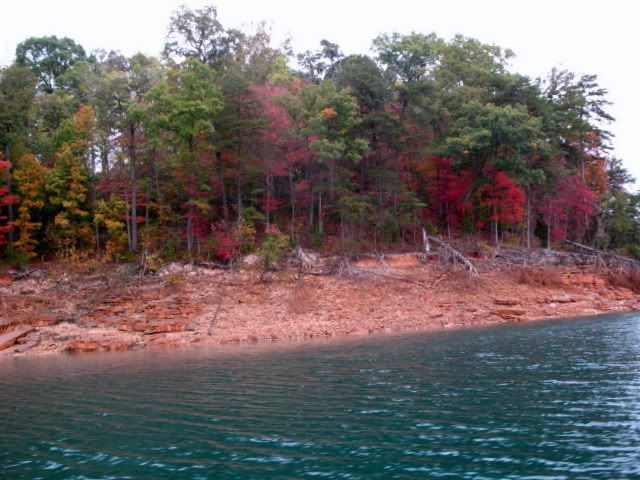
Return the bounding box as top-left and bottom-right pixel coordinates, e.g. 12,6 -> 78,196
2,313 -> 640,479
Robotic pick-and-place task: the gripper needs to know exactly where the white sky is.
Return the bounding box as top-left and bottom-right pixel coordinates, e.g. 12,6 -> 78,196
1,0 -> 638,187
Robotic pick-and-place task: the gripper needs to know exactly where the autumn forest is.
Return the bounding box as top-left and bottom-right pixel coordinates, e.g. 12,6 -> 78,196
0,4 -> 638,267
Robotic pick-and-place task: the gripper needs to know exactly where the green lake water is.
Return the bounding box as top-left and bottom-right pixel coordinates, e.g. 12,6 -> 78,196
2,313 -> 640,479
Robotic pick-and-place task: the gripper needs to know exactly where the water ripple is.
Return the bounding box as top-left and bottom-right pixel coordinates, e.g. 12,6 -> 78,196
1,313 -> 640,479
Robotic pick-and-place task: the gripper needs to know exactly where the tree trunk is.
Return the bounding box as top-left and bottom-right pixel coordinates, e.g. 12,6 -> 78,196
216,151 -> 229,222
100,138 -> 109,174
526,185 -> 532,250
186,136 -> 195,254
308,188 -> 314,231
125,201 -> 131,250
128,124 -> 138,252
493,204 -> 499,247
236,175 -> 243,223
318,191 -> 323,234
90,146 -> 100,252
289,170 -> 296,240
150,147 -> 162,203
265,172 -> 272,229
4,144 -> 14,243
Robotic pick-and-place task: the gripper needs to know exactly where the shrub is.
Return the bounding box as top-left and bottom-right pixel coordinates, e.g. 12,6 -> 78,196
258,227 -> 290,269
4,244 -> 29,268
211,221 -> 239,263
233,219 -> 257,254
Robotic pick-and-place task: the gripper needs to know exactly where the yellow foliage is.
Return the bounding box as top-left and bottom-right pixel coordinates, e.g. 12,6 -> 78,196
95,197 -> 129,258
13,153 -> 47,259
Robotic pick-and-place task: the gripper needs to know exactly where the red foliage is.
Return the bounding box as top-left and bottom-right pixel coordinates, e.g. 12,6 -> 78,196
425,157 -> 473,230
0,159 -> 18,247
259,197 -> 282,213
537,175 -> 597,243
192,214 -> 211,240
479,166 -> 525,226
210,220 -> 239,263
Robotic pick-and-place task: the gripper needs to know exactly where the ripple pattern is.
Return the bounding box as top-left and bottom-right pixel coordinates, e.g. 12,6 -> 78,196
2,313 -> 640,479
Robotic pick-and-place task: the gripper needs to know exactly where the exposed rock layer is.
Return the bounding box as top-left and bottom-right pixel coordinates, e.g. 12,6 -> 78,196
1,256 -> 638,357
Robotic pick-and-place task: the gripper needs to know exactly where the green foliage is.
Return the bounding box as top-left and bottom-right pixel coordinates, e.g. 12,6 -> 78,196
3,244 -> 29,268
241,206 -> 266,226
309,229 -> 325,249
379,214 -> 401,244
15,36 -> 87,93
147,59 -> 223,143
164,4 -> 243,67
0,65 -> 37,150
95,197 -> 128,258
45,105 -> 95,253
258,231 -> 291,269
0,6 -> 635,262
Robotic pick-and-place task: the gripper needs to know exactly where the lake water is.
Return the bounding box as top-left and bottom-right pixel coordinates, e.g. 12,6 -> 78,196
2,314 -> 640,479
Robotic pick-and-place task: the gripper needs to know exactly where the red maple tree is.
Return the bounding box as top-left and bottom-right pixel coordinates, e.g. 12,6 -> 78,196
478,165 -> 525,243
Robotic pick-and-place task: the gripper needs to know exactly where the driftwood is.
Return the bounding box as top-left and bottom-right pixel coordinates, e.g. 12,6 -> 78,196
298,256 -> 431,288
491,247 -> 598,268
566,241 -> 640,270
424,233 -> 479,279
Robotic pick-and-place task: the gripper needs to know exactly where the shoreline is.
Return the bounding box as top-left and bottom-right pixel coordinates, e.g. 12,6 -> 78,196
2,256 -> 639,358
2,311 -> 634,366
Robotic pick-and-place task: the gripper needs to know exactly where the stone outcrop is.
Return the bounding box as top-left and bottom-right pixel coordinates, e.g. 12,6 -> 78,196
1,256 -> 639,357
493,297 -> 521,306
0,326 -> 35,351
66,338 -> 136,354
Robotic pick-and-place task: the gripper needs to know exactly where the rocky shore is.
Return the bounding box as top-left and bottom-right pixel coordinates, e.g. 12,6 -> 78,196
1,252 -> 639,357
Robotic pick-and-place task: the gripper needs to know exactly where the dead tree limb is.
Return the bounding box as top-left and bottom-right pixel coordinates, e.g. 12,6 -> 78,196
565,241 -> 640,270
426,235 -> 479,278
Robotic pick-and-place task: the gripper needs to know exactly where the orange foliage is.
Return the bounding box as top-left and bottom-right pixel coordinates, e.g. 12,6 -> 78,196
319,107 -> 338,119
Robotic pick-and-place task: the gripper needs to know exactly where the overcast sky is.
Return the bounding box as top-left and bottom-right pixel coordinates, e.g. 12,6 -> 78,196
1,0 -> 637,186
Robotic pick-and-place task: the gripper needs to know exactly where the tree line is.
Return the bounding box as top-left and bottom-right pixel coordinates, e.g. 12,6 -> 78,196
1,4 -> 638,266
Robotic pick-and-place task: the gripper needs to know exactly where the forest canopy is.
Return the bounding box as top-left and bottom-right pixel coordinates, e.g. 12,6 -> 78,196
1,4 -> 638,266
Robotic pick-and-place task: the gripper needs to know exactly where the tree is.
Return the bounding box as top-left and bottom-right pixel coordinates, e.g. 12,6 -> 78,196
0,65 -> 37,151
419,157 -> 472,236
0,65 -> 37,242
373,32 -> 442,115
94,197 -> 128,258
163,5 -> 243,67
96,53 -> 164,252
12,154 -> 46,259
0,11 -> 631,260
282,81 -> 368,235
478,166 -> 525,245
16,36 -> 87,92
0,158 -> 19,249
147,59 -> 223,253
538,175 -> 597,247
45,105 -> 95,254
